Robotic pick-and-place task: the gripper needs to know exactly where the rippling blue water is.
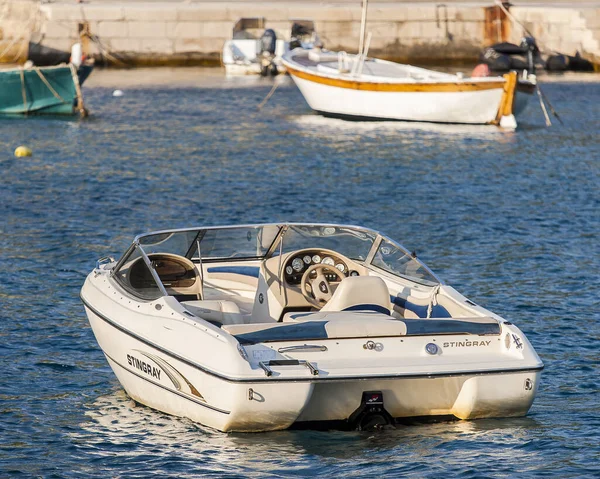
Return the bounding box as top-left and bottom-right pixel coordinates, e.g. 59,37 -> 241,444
1,69 -> 599,478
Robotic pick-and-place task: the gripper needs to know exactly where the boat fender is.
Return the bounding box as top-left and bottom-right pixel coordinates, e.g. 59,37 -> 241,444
500,114 -> 517,129
14,146 -> 32,157
70,43 -> 83,68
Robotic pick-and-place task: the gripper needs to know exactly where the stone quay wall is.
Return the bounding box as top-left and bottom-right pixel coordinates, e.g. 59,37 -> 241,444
1,1 -> 599,67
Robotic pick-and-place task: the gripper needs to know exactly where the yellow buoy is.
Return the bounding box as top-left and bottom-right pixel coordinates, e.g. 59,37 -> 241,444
14,146 -> 32,157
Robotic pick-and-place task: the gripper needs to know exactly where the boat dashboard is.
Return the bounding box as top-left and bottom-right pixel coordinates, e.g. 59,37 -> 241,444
283,249 -> 361,285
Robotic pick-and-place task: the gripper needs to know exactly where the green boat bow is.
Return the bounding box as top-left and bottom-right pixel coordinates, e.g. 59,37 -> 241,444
0,63 -> 93,115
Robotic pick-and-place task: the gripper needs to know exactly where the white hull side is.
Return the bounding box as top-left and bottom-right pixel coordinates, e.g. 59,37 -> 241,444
86,303 -> 540,431
290,75 -> 504,124
86,307 -> 315,432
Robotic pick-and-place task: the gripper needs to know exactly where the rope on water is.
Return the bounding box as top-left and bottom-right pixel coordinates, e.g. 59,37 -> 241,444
257,81 -> 280,110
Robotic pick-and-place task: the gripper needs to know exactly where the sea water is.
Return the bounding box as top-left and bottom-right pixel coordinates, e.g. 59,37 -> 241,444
0,69 -> 599,478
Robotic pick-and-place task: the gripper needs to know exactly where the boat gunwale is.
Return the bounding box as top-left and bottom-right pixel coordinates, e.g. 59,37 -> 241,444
0,62 -> 75,73
284,64 -> 507,93
282,51 -> 508,92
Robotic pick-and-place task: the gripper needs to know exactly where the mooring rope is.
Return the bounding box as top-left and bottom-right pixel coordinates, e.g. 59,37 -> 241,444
34,67 -> 68,103
19,67 -> 28,114
69,63 -> 87,117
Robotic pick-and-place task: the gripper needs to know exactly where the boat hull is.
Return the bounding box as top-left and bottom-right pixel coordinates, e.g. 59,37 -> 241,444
0,64 -> 90,115
85,301 -> 541,432
288,70 -> 508,124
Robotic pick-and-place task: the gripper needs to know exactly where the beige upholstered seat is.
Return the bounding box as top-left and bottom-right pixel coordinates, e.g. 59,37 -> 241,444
321,276 -> 391,315
181,300 -> 245,325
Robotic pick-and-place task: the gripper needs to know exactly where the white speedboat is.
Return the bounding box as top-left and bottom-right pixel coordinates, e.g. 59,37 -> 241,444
81,223 -> 543,432
282,49 -> 535,128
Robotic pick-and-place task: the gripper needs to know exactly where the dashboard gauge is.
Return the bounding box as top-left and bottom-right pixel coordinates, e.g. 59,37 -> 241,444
349,270 -> 359,277
322,256 -> 335,266
292,258 -> 304,272
303,255 -> 312,264
285,266 -> 293,275
335,263 -> 346,273
312,254 -> 321,264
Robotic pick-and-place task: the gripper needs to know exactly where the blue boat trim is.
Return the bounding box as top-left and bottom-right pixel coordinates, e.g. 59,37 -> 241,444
207,266 -> 260,278
343,304 -> 391,315
404,320 -> 500,336
391,295 -> 451,318
236,321 -> 330,344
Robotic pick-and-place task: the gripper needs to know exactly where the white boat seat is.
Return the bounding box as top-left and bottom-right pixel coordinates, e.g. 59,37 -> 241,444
321,276 -> 391,315
181,300 -> 245,326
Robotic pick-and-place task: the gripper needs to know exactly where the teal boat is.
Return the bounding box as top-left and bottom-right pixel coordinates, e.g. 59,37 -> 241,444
0,63 -> 93,116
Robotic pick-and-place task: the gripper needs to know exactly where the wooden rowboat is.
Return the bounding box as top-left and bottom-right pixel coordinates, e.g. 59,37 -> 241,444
282,49 -> 534,128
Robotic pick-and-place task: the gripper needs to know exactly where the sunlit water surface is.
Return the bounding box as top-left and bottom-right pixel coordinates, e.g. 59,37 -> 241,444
1,68 -> 599,478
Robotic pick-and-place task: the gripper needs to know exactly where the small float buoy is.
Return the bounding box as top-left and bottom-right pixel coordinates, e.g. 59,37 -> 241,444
113,90 -> 124,97
14,146 -> 32,157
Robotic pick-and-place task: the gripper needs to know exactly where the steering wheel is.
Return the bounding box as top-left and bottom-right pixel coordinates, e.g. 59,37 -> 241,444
301,263 -> 345,309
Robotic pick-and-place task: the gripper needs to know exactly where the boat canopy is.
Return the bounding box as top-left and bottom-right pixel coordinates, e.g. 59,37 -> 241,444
112,224 -> 440,295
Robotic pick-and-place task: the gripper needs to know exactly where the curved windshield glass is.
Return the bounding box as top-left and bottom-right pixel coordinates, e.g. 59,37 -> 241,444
279,225 -> 377,261
371,238 -> 439,286
113,246 -> 163,300
136,226 -> 279,261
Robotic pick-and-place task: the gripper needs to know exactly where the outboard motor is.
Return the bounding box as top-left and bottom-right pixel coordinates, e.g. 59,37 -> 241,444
349,391 -> 395,431
260,28 -> 277,56
259,28 -> 278,76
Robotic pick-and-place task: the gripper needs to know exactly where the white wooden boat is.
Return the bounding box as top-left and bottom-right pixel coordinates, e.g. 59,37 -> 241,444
282,49 -> 534,128
81,223 -> 543,432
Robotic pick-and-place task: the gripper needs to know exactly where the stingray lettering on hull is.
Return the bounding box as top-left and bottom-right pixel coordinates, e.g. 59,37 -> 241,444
127,354 -> 162,380
443,340 -> 492,348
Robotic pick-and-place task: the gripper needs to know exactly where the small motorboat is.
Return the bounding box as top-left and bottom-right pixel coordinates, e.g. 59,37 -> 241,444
222,18 -> 320,76
282,48 -> 535,128
81,223 -> 543,432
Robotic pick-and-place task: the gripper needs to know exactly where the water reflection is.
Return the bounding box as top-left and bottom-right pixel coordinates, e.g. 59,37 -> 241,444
75,391 -> 557,477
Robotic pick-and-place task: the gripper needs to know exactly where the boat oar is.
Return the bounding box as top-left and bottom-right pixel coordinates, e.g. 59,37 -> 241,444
537,85 -> 564,125
257,81 -> 280,110
536,86 -> 552,126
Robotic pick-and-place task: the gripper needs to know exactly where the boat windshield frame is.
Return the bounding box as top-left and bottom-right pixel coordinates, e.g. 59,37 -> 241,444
111,223 -> 441,296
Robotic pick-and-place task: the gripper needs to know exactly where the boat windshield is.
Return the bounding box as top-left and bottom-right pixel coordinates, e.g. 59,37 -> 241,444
127,223 -> 439,286
372,238 -> 438,286
137,225 -> 280,261
278,225 -> 377,261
